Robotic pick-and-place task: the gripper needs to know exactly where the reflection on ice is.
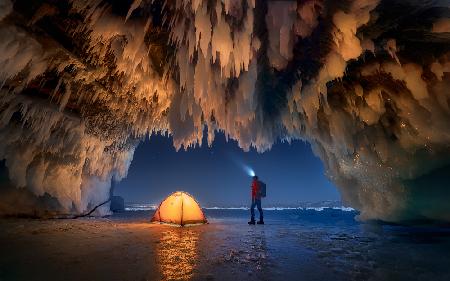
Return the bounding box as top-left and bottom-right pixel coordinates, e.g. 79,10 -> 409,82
156,229 -> 199,280
224,228 -> 268,272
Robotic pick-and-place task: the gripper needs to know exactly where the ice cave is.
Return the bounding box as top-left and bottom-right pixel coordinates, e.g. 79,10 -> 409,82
0,0 -> 449,223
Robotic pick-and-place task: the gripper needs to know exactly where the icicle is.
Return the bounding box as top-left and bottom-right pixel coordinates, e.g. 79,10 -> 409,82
59,82 -> 72,111
125,0 -> 142,22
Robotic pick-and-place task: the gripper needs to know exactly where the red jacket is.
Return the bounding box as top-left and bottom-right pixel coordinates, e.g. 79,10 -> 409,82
251,180 -> 260,199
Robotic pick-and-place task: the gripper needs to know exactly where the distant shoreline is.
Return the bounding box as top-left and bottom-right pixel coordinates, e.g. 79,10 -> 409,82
124,202 -> 354,212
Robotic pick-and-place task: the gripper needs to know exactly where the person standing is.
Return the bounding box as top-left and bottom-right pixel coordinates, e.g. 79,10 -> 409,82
248,175 -> 264,225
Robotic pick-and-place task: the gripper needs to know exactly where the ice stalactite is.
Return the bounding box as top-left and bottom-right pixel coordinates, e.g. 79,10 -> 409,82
294,0 -> 323,39
0,0 -> 449,221
0,92 -> 135,214
168,0 -> 262,150
0,0 -> 165,215
279,0 -> 450,221
0,0 -> 12,22
266,1 -> 297,70
285,57 -> 450,221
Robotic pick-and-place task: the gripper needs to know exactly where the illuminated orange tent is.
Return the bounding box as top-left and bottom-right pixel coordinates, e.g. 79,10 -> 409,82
151,191 -> 207,226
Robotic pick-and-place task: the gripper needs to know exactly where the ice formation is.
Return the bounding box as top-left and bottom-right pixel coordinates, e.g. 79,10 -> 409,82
0,0 -> 449,221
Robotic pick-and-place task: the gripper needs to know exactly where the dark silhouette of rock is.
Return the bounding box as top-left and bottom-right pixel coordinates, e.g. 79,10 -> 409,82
110,196 -> 125,213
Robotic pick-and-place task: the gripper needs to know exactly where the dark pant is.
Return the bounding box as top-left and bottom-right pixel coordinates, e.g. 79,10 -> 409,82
250,198 -> 263,221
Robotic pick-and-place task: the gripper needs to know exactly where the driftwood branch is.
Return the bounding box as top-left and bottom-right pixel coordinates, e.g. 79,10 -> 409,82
71,199 -> 111,219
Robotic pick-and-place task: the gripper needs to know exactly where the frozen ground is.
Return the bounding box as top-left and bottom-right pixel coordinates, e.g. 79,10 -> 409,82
1,209 -> 450,281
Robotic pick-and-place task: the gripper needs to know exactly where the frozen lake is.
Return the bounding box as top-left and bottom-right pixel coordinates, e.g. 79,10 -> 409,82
1,208 -> 450,281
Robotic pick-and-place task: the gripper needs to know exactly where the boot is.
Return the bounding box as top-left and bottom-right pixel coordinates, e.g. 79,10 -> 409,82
248,219 -> 256,225
257,220 -> 264,225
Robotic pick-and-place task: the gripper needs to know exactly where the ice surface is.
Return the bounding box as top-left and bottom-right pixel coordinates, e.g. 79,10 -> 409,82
2,209 -> 450,280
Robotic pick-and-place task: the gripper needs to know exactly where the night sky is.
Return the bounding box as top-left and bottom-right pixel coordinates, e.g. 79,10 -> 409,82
115,133 -> 340,207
